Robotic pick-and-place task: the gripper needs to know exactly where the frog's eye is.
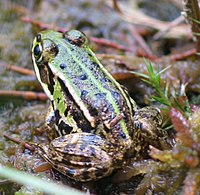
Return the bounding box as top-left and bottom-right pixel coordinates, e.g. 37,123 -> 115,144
33,44 -> 41,56
64,30 -> 88,47
33,44 -> 42,62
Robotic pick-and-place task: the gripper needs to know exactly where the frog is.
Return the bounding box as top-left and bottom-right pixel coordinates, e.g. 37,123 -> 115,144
31,30 -> 172,182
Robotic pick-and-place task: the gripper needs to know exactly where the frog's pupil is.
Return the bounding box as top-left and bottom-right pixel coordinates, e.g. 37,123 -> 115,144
34,44 -> 41,57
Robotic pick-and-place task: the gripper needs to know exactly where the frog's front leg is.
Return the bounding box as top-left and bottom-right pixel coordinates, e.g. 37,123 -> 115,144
45,105 -> 69,139
44,105 -> 59,140
44,133 -> 114,181
45,105 -> 55,124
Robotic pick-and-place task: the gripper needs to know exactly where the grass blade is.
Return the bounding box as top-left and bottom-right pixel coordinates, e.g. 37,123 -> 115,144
0,166 -> 84,195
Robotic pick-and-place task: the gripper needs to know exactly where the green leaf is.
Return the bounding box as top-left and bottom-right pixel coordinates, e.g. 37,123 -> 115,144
151,96 -> 171,106
131,71 -> 150,79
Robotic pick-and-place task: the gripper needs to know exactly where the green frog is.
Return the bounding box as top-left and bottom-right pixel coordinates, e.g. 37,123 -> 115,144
32,30 -> 171,181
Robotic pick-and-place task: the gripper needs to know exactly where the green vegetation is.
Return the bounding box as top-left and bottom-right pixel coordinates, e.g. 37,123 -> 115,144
0,166 -> 84,195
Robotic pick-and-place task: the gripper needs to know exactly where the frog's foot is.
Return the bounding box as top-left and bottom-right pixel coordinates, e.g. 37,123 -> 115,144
134,107 -> 162,136
134,106 -> 173,150
46,133 -> 114,181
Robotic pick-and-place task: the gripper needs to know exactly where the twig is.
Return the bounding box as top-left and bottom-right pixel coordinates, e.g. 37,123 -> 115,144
153,15 -> 185,40
0,62 -> 34,76
21,17 -> 130,52
106,0 -> 191,39
21,17 -> 62,31
3,133 -> 35,151
0,90 -> 47,101
156,48 -> 196,62
3,134 -> 52,172
89,37 -> 131,51
128,24 -> 155,57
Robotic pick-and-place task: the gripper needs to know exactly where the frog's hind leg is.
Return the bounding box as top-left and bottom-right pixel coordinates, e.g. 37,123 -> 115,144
49,133 -> 114,181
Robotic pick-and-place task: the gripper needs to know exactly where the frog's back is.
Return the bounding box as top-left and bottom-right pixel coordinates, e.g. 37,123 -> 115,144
41,30 -> 134,143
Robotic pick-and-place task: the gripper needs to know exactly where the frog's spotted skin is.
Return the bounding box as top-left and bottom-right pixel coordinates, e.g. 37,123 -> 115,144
32,30 -> 171,181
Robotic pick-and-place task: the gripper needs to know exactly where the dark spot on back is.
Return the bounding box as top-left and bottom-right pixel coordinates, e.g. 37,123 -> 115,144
111,91 -> 121,100
95,92 -> 106,99
60,63 -> 67,69
89,66 -> 93,71
88,62 -> 97,71
79,73 -> 88,80
81,56 -> 88,63
92,62 -> 98,68
81,90 -> 88,99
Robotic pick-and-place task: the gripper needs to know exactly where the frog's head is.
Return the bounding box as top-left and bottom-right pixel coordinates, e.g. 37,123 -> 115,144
32,30 -> 61,64
31,30 -> 89,100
